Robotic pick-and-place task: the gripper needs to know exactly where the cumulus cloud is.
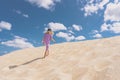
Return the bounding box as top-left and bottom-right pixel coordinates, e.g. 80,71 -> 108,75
101,22 -> 120,33
75,36 -> 86,41
26,0 -> 61,10
104,2 -> 120,22
1,36 -> 34,49
91,30 -> 102,38
56,32 -> 86,41
72,24 -> 82,31
0,21 -> 12,32
92,30 -> 99,34
101,2 -> 120,34
82,0 -> 109,16
48,22 -> 67,31
68,30 -> 75,34
110,22 -> 120,33
114,0 -> 119,3
93,33 -> 102,38
56,32 -> 75,41
43,27 -> 48,33
101,23 -> 111,32
45,22 -> 85,41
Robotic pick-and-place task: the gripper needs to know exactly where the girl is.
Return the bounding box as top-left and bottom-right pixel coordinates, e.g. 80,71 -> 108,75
42,28 -> 55,58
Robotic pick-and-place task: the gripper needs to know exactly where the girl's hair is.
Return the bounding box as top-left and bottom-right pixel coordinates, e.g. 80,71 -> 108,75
47,28 -> 52,31
46,28 -> 53,35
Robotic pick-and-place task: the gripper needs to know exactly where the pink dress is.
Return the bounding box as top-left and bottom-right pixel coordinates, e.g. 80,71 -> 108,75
43,33 -> 52,50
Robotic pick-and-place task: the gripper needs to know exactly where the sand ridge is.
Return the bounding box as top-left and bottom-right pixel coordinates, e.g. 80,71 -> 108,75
0,36 -> 120,80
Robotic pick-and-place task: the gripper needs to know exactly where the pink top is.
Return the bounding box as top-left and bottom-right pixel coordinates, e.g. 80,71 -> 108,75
43,33 -> 52,44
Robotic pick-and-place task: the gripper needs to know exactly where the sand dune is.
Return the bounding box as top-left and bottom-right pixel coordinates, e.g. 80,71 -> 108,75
0,36 -> 120,80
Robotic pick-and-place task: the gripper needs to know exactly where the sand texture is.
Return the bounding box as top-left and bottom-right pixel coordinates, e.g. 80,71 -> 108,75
0,36 -> 120,80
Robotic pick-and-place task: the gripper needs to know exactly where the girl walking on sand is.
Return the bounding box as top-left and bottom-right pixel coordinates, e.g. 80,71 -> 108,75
42,28 -> 55,58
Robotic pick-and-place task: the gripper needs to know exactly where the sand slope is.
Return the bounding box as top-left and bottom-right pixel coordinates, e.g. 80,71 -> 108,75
0,36 -> 120,80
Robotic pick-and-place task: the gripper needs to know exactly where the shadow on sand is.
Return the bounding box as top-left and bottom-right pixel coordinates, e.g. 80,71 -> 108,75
9,57 -> 44,69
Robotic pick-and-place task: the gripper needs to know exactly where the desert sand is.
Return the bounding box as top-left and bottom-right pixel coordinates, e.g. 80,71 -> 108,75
0,36 -> 120,80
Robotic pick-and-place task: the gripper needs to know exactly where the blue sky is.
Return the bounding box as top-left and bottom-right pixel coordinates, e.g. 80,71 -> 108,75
0,0 -> 120,55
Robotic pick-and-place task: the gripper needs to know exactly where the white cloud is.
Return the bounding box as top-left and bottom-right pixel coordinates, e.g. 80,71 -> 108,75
68,30 -> 75,34
45,22 -> 86,41
23,14 -> 29,18
26,0 -> 61,10
82,0 -> 109,16
16,10 -> 22,14
110,22 -> 120,33
101,1 -> 120,34
104,2 -> 120,22
93,33 -> 102,38
91,30 -> 102,38
56,32 -> 86,41
92,30 -> 99,34
43,27 -> 48,33
75,36 -> 86,41
56,32 -> 75,41
0,21 -> 12,32
101,22 -> 120,33
114,0 -> 119,3
15,10 -> 29,18
72,24 -> 82,31
1,36 -> 34,49
48,22 -> 67,31
101,23 -> 111,32
84,4 -> 98,16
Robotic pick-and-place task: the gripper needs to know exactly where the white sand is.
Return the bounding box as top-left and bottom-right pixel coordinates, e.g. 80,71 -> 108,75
0,36 -> 120,80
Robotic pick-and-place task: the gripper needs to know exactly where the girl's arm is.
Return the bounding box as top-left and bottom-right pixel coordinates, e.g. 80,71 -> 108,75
50,32 -> 56,42
51,38 -> 56,42
42,35 -> 45,44
50,35 -> 55,42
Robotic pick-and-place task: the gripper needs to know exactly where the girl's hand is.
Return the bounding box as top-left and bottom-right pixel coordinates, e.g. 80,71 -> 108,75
52,39 -> 56,42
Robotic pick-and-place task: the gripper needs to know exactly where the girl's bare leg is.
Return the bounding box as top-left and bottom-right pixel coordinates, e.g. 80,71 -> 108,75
43,50 -> 49,58
43,50 -> 47,58
43,44 -> 49,58
46,50 -> 49,56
